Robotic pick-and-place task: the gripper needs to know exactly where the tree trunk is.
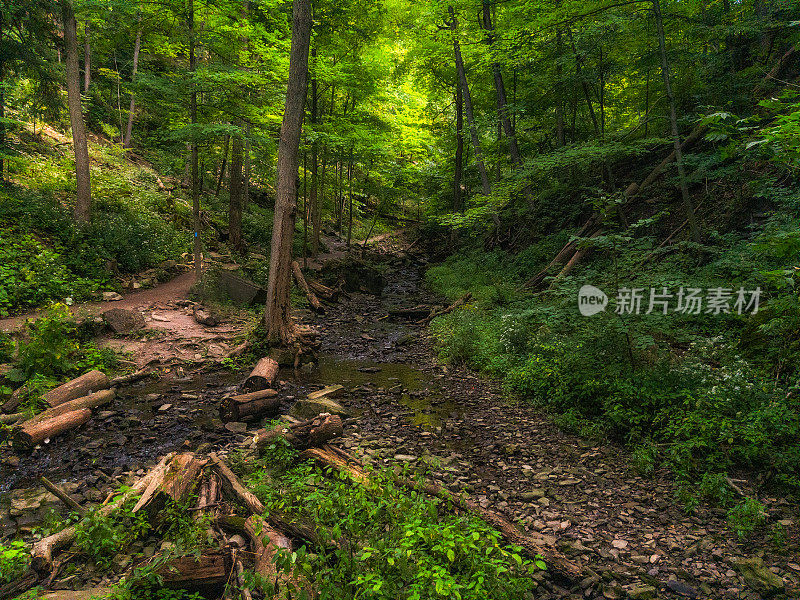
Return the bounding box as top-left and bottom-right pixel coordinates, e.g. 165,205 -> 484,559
215,134 -> 229,197
346,147 -> 353,247
556,29 -> 565,146
219,389 -> 280,422
189,0 -> 201,279
229,131 -> 244,252
310,48 -> 320,258
43,370 -> 110,408
1,9 -> 6,184
244,125 -> 251,208
62,0 -> 91,223
123,19 -> 142,149
83,23 -> 90,92
14,408 -> 92,450
653,0 -> 701,242
453,78 -> 464,210
449,6 -> 491,197
243,357 -> 279,392
481,1 -> 522,167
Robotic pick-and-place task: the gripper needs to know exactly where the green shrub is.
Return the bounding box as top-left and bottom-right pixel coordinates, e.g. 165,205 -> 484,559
0,540 -> 29,583
727,497 -> 767,540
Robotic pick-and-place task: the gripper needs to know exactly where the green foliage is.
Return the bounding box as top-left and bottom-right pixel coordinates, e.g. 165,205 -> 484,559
74,497 -> 151,569
727,497 -> 767,540
246,452 -> 543,599
0,540 -> 30,584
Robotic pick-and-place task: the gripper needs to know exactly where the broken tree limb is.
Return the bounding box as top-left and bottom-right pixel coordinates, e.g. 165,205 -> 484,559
547,230 -> 602,286
301,445 -> 370,486
2,387 -> 25,414
0,412 -> 25,425
42,370 -> 110,408
523,218 -> 599,289
307,278 -> 340,302
0,572 -> 38,600
292,260 -> 324,313
133,452 -> 207,512
39,476 -> 86,515
418,293 -> 473,326
242,357 -> 279,393
254,414 -> 343,452
23,389 -> 115,429
156,550 -> 231,588
13,408 -> 92,451
110,366 -> 154,387
30,452 -> 175,574
219,389 -> 280,423
389,305 -> 431,320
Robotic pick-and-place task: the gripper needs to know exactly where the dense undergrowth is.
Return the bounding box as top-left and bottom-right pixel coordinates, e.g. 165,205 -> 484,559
425,205 -> 800,514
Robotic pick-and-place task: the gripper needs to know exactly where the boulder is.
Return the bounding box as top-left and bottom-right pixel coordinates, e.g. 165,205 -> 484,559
628,585 -> 657,600
102,291 -> 124,302
731,557 -> 785,597
102,308 -> 146,334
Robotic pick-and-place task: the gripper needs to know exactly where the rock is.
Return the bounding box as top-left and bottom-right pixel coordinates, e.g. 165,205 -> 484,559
628,585 -> 657,600
666,579 -> 699,598
225,422 -> 248,434
42,589 -> 111,600
308,384 -> 344,401
519,489 -> 546,501
193,305 -> 218,326
394,454 -> 417,462
158,403 -> 173,412
102,291 -> 124,302
103,310 -> 145,334
290,396 -> 349,419
611,539 -> 628,550
730,557 -> 785,597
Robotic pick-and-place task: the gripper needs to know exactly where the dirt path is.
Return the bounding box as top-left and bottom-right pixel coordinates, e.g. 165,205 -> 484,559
1,237 -> 798,598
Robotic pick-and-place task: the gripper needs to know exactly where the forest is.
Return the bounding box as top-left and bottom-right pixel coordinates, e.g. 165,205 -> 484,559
0,0 -> 799,598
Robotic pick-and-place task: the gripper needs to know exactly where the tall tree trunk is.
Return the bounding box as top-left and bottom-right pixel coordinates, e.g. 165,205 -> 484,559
123,19 -> 142,149
83,23 -> 90,93
0,9 -> 5,184
215,134 -> 229,197
453,78 -> 463,210
63,0 -> 91,223
310,48 -> 320,257
229,130 -> 244,252
346,147 -> 353,248
449,6 -> 490,196
189,0 -> 201,278
263,0 -> 312,345
653,0 -> 701,242
569,32 -> 600,137
302,148 -> 308,265
244,125 -> 251,209
481,0 -> 521,167
556,29 -> 565,147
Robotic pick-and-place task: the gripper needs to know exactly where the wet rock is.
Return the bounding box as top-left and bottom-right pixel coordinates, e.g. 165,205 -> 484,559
628,585 -> 657,600
730,557 -> 785,597
290,396 -> 349,419
224,422 -> 247,434
666,579 -> 699,598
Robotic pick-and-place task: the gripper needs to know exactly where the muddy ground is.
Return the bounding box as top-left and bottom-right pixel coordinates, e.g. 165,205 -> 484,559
1,241 -> 798,599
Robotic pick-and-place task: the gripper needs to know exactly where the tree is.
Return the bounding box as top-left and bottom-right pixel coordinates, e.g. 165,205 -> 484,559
229,128 -> 244,252
263,0 -> 312,346
62,0 -> 91,223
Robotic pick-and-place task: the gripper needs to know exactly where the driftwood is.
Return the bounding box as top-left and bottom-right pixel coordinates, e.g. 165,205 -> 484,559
242,357 -> 279,393
418,293 -> 472,326
42,370 -> 110,408
30,453 -> 176,573
13,408 -> 92,450
133,452 -> 207,512
254,414 -> 343,451
110,366 -> 155,387
292,260 -> 324,313
40,476 -> 86,515
23,389 -> 115,429
303,445 -> 582,583
220,389 -> 280,423
156,550 -> 230,588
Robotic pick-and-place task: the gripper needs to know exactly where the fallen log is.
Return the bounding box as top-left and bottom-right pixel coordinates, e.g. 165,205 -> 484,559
42,370 -> 110,408
219,389 -> 280,423
0,572 -> 38,600
156,549 -> 230,588
13,408 -> 92,451
110,366 -> 155,387
292,260 -> 324,313
0,412 -> 25,425
418,293 -> 472,326
40,476 -> 86,515
307,279 -> 340,302
30,453 -> 175,573
133,452 -> 207,512
1,387 -> 25,414
304,445 -> 582,583
388,305 -> 431,320
523,218 -> 598,289
23,389 -> 115,429
254,414 -> 343,452
242,358 -> 279,393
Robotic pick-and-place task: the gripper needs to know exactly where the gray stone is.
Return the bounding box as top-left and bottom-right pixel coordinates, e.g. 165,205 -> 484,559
730,557 -> 785,597
519,489 -> 546,501
102,291 -> 124,302
225,422 -> 248,434
290,396 -> 349,419
102,308 -> 145,334
394,454 -> 417,462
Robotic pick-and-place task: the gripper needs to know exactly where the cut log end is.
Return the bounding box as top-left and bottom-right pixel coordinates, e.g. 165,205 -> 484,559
242,357 -> 279,393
